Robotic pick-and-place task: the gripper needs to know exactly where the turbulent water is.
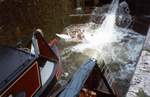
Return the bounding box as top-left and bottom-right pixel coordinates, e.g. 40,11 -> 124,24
57,0 -> 145,96
57,0 -> 119,58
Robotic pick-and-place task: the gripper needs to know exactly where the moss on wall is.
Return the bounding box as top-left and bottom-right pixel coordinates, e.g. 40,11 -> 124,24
136,89 -> 150,97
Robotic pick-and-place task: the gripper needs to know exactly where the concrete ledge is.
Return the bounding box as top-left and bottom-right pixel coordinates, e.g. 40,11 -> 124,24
126,51 -> 150,97
126,27 -> 150,97
144,28 -> 150,51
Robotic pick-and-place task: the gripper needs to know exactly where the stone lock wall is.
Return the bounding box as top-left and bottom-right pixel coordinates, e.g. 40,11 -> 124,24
0,0 -> 121,46
0,0 -> 71,46
126,28 -> 150,97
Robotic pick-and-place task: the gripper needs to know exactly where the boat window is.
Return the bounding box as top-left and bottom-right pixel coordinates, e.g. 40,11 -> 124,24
39,61 -> 55,86
31,44 -> 35,55
31,36 -> 40,56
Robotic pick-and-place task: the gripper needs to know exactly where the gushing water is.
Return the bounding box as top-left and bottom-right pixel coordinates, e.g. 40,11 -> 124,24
57,0 -> 145,95
56,0 -> 144,66
57,0 -> 120,59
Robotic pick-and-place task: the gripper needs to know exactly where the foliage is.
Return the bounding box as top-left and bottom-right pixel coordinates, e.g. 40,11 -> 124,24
136,89 -> 150,97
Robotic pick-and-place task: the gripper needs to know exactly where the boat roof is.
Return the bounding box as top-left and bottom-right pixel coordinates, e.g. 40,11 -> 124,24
58,59 -> 97,97
0,46 -> 35,93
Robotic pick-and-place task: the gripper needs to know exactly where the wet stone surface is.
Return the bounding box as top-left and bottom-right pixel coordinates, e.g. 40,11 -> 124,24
144,28 -> 150,51
126,28 -> 150,97
126,51 -> 150,97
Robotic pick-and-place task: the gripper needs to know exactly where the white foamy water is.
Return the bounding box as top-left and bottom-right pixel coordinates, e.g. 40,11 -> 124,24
57,0 -> 145,77
57,0 -> 120,59
57,0 -> 145,95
